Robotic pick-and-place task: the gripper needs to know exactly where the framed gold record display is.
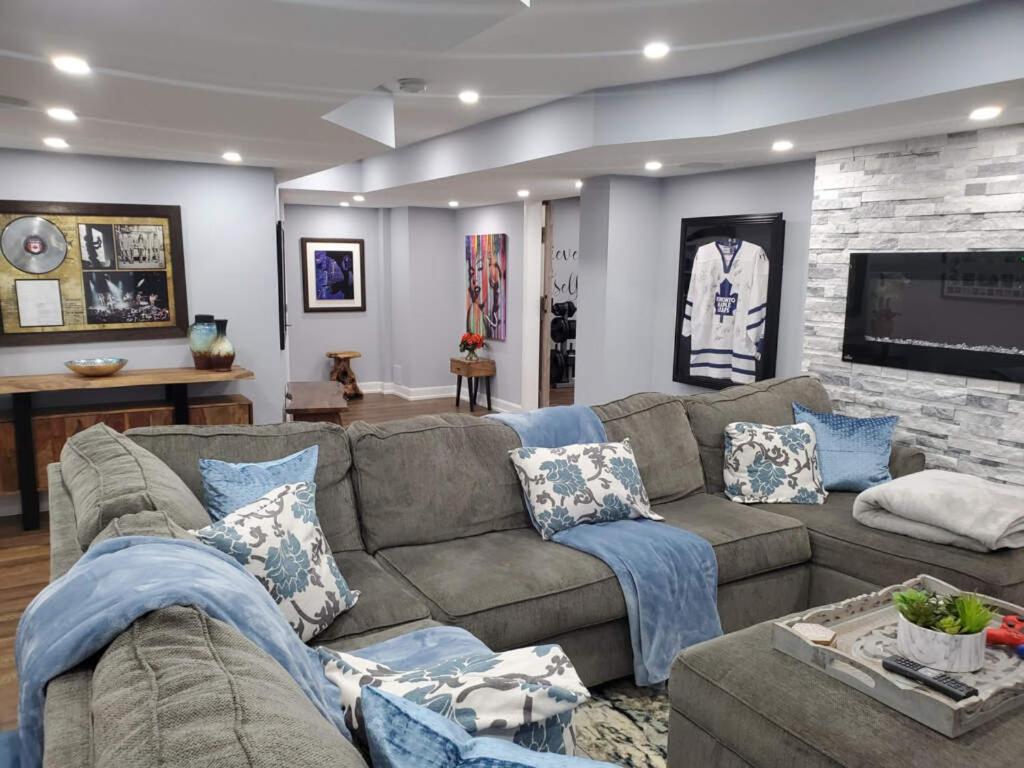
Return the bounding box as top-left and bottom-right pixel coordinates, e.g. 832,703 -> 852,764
0,200 -> 187,345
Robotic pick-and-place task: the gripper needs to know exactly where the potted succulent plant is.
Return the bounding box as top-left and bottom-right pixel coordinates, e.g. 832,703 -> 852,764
893,588 -> 995,672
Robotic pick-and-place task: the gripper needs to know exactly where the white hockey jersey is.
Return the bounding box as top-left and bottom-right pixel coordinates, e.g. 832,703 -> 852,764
681,239 -> 769,384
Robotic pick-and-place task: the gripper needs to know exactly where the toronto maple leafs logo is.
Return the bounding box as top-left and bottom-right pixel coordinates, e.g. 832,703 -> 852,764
714,278 -> 738,321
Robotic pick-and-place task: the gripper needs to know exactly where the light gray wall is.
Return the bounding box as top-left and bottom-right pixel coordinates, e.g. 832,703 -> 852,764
575,179 -> 611,405
455,203 -> 524,406
0,149 -> 284,423
803,126 -> 1024,486
283,204 -> 385,384
653,161 -> 816,394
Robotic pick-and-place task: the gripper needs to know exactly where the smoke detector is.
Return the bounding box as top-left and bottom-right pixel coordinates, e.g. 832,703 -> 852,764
396,78 -> 428,95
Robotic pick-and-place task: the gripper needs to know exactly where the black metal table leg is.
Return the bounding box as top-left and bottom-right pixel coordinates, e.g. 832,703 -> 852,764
455,375 -> 463,408
13,393 -> 40,530
166,384 -> 189,425
469,378 -> 478,412
485,376 -> 492,411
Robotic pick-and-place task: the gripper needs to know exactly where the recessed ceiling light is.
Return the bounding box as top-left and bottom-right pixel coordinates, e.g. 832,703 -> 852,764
644,160 -> 663,171
517,189 -> 530,198
340,201 -> 350,207
448,200 -> 460,208
46,107 -> 77,122
42,136 -> 69,149
353,194 -> 365,202
458,90 -> 480,105
643,42 -> 670,60
222,151 -> 242,162
52,55 -> 91,75
969,105 -> 1002,121
772,140 -> 794,152
574,179 -> 584,189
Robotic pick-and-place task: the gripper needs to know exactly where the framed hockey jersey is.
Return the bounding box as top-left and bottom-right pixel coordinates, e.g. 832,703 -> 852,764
672,213 -> 785,389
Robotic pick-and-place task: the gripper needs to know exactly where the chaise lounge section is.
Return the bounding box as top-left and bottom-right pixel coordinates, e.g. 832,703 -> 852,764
38,375 -> 1023,767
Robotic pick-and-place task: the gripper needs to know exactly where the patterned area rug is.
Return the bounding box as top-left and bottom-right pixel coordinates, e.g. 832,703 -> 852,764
574,679 -> 669,767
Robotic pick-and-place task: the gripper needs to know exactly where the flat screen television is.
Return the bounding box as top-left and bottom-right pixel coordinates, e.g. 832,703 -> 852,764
842,251 -> 1024,383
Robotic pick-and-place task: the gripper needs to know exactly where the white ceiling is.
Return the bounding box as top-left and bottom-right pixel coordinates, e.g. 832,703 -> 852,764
0,0 -> 978,177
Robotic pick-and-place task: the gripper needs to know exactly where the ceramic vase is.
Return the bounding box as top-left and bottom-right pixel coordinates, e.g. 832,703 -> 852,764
896,613 -> 986,672
208,319 -> 236,372
188,314 -> 217,370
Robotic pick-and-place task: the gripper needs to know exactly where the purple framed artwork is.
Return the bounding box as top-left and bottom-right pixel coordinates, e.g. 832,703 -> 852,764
300,237 -> 366,312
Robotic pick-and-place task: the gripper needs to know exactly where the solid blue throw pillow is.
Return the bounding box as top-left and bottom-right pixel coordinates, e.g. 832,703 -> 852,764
793,403 -> 897,492
200,445 -> 318,520
362,687 -> 614,768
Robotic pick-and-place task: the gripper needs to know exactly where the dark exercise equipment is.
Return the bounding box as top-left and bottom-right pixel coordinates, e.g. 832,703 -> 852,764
550,301 -> 577,388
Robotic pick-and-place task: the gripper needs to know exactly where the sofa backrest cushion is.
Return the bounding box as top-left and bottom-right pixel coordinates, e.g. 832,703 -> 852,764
125,423 -> 363,553
92,510 -> 200,547
347,414 -> 529,553
91,605 -> 368,768
685,376 -> 833,493
592,393 -> 704,504
60,423 -> 209,549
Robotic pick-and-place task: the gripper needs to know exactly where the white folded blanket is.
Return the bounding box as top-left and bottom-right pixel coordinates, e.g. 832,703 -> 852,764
853,470 -> 1024,552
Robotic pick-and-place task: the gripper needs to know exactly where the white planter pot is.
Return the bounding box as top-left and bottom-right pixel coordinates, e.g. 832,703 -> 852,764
896,613 -> 986,673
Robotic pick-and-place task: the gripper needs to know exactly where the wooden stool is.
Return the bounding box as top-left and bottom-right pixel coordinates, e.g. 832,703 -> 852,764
326,351 -> 363,399
286,381 -> 349,426
450,357 -> 496,412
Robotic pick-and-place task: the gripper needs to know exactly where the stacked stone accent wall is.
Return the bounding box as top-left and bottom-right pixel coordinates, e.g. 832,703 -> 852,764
803,125 -> 1024,486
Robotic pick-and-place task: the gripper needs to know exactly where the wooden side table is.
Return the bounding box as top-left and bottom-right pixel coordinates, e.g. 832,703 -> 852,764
285,381 -> 349,426
326,351 -> 363,399
450,357 -> 496,412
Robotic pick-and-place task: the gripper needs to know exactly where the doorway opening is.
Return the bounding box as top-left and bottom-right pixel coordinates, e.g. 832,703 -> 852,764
539,198 -> 580,408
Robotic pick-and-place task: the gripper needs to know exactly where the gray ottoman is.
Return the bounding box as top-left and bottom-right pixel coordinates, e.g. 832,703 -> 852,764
669,622 -> 1024,767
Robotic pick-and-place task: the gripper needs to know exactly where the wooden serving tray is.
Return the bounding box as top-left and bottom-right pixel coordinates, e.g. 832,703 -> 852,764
772,575 -> 1024,738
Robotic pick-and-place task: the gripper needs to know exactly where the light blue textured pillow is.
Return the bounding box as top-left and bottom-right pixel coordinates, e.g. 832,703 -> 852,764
362,687 -> 614,768
793,403 -> 898,492
200,445 -> 318,520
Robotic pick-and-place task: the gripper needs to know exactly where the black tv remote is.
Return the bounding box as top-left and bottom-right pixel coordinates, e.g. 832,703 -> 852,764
882,656 -> 979,702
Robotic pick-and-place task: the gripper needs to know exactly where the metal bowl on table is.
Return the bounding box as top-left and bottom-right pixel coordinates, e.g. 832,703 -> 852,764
63,358 -> 128,377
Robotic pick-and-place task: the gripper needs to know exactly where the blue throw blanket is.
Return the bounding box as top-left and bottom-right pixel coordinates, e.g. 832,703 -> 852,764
489,404 -> 606,448
495,406 -> 722,686
15,536 -> 349,768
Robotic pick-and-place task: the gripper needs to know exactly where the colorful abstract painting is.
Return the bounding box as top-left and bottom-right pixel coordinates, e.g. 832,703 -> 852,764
465,233 -> 507,341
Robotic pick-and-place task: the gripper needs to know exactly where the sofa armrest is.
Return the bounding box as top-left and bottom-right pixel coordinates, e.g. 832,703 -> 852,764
889,444 -> 925,478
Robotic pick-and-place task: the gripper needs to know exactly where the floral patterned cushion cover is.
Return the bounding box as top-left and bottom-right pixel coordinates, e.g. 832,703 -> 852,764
323,643 -> 589,755
194,481 -> 358,641
508,438 -> 662,540
722,422 -> 827,504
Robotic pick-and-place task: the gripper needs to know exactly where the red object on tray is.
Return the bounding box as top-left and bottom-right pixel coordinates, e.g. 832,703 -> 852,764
986,614 -> 1024,657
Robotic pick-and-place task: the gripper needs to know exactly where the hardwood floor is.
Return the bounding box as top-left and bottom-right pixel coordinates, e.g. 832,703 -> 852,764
549,386 -> 575,407
0,393 -> 492,730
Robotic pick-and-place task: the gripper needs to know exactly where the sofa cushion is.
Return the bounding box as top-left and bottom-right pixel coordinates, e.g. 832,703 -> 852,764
348,414 -> 530,553
91,605 -> 368,768
376,529 -> 625,651
759,493 -> 1024,604
126,422 -> 364,553
654,494 -> 811,584
685,376 -> 833,493
315,551 -> 432,645
92,510 -> 200,546
60,423 -> 208,548
670,622 -> 1024,768
723,422 -> 826,505
592,393 -> 704,503
200,445 -> 319,520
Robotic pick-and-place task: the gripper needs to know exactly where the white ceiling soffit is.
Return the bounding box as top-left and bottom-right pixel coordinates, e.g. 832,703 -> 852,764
281,0 -> 1024,202
0,0 -> 524,174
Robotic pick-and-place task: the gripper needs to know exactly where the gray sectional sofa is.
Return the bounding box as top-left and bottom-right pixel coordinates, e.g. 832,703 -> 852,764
40,375 -> 1024,767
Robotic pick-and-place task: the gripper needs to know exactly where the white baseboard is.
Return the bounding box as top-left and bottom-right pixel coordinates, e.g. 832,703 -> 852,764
358,380 -> 521,412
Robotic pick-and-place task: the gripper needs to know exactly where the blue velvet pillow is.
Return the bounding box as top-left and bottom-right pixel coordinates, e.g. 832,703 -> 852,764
362,687 -> 613,768
793,403 -> 897,492
200,445 -> 318,520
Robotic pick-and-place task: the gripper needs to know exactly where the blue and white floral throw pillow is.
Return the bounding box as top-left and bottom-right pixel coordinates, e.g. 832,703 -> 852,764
323,643 -> 589,755
194,481 -> 358,641
723,422 -> 827,505
508,439 -> 662,540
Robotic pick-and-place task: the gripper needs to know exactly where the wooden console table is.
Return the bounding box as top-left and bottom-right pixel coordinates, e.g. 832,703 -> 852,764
0,366 -> 254,530
450,357 -> 495,412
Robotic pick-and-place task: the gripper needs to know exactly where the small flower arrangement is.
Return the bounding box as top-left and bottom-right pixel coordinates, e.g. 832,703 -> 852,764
459,332 -> 486,361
